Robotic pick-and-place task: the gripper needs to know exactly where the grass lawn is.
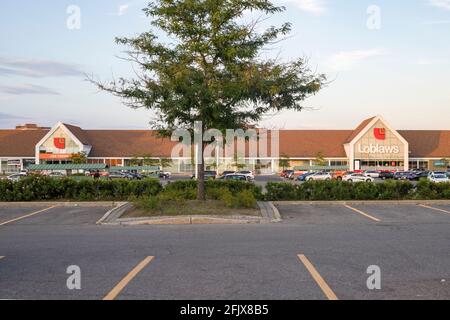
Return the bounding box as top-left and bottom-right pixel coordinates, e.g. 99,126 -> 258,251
122,200 -> 261,218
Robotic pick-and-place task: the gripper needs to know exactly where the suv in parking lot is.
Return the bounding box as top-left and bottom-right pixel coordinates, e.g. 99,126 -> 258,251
428,171 -> 449,183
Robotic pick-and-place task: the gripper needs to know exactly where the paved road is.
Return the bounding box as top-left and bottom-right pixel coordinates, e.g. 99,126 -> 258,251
0,202 -> 449,300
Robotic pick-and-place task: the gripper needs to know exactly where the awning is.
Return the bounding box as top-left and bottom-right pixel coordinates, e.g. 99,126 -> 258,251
27,164 -> 108,171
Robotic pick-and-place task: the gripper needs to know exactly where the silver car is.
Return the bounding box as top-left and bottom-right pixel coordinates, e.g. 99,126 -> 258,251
306,172 -> 333,181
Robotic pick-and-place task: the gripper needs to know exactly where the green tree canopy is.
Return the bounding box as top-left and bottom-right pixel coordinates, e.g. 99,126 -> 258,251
92,0 -> 326,199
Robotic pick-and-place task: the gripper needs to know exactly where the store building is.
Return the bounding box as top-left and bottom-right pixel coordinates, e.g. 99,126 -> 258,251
0,116 -> 449,174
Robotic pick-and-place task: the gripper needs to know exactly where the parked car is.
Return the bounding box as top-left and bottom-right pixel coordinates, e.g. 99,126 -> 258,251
331,170 -> 347,181
48,172 -> 66,178
280,170 -> 294,178
237,170 -> 255,180
408,171 -> 429,181
393,171 -> 411,180
108,171 -> 131,180
342,173 -> 374,182
7,173 -> 24,182
428,172 -> 450,183
378,171 -> 394,180
364,170 -> 380,178
158,171 -> 171,179
306,172 -> 333,181
191,170 -> 217,180
221,171 -> 236,176
296,172 -> 315,181
218,174 -> 251,182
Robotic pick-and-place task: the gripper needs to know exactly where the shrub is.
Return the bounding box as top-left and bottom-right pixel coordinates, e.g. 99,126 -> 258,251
234,190 -> 257,208
135,196 -> 161,211
265,180 -> 423,201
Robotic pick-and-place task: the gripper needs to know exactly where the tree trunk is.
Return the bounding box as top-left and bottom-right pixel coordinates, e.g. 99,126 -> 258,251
197,144 -> 206,201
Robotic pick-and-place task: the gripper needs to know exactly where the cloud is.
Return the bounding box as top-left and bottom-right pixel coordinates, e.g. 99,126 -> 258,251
0,57 -> 84,78
118,4 -> 130,16
429,0 -> 450,10
0,84 -> 60,95
282,0 -> 327,14
328,48 -> 387,71
0,112 -> 27,120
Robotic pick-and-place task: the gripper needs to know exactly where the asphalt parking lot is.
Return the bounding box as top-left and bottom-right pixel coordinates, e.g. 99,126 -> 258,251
0,201 -> 449,300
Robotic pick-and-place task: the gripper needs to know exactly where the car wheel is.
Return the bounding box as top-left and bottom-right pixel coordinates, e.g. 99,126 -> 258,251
366,179 -> 372,182
337,177 -> 342,181
348,179 -> 353,182
325,178 -> 330,181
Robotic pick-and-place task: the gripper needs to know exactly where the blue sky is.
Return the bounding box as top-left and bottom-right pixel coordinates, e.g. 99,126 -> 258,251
0,0 -> 449,130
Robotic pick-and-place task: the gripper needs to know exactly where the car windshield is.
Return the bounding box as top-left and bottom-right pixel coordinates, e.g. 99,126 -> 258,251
434,174 -> 447,178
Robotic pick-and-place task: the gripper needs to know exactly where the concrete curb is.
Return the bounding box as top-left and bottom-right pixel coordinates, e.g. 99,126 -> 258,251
96,202 -> 130,225
273,200 -> 450,205
108,215 -> 269,226
268,202 -> 282,221
100,202 -> 275,225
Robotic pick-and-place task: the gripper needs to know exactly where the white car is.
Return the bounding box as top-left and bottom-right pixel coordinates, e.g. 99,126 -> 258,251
428,172 -> 449,183
237,170 -> 255,180
306,172 -> 333,181
342,173 -> 374,182
7,174 -> 23,182
364,170 -> 380,178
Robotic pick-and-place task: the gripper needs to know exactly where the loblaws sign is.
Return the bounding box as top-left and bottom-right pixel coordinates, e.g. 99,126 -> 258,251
357,144 -> 400,154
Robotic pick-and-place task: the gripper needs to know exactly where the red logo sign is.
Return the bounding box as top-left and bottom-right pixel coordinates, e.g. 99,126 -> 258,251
54,137 -> 66,149
374,128 -> 386,140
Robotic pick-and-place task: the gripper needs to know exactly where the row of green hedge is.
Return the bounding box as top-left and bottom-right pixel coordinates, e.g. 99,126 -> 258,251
0,176 -> 449,202
265,180 -> 450,201
0,176 -> 163,201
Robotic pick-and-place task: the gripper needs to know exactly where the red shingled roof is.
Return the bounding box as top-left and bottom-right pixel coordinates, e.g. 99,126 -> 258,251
0,129 -> 49,157
0,123 -> 449,159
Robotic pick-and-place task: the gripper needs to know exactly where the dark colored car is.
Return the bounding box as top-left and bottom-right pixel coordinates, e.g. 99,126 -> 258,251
296,172 -> 314,181
393,171 -> 410,180
408,171 -> 429,181
379,171 -> 394,180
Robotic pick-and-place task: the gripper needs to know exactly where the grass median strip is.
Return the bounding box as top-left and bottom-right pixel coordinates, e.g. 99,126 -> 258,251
0,206 -> 58,226
419,204 -> 450,215
103,256 -> 154,300
344,205 -> 380,222
297,254 -> 338,301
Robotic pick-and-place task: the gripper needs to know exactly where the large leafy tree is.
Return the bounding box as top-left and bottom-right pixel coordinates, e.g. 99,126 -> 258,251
93,0 -> 326,200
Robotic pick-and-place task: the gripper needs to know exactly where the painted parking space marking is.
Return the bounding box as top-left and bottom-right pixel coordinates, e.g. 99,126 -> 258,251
103,256 -> 154,300
297,254 -> 338,300
344,205 -> 381,222
419,204 -> 450,216
0,206 -> 58,226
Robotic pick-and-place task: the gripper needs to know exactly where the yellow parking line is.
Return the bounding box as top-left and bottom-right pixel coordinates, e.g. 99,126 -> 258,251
103,256 -> 154,300
344,205 -> 380,222
297,254 -> 338,300
419,204 -> 450,215
0,206 -> 58,226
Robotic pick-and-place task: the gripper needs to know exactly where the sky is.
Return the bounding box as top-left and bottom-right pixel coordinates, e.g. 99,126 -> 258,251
0,0 -> 449,130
